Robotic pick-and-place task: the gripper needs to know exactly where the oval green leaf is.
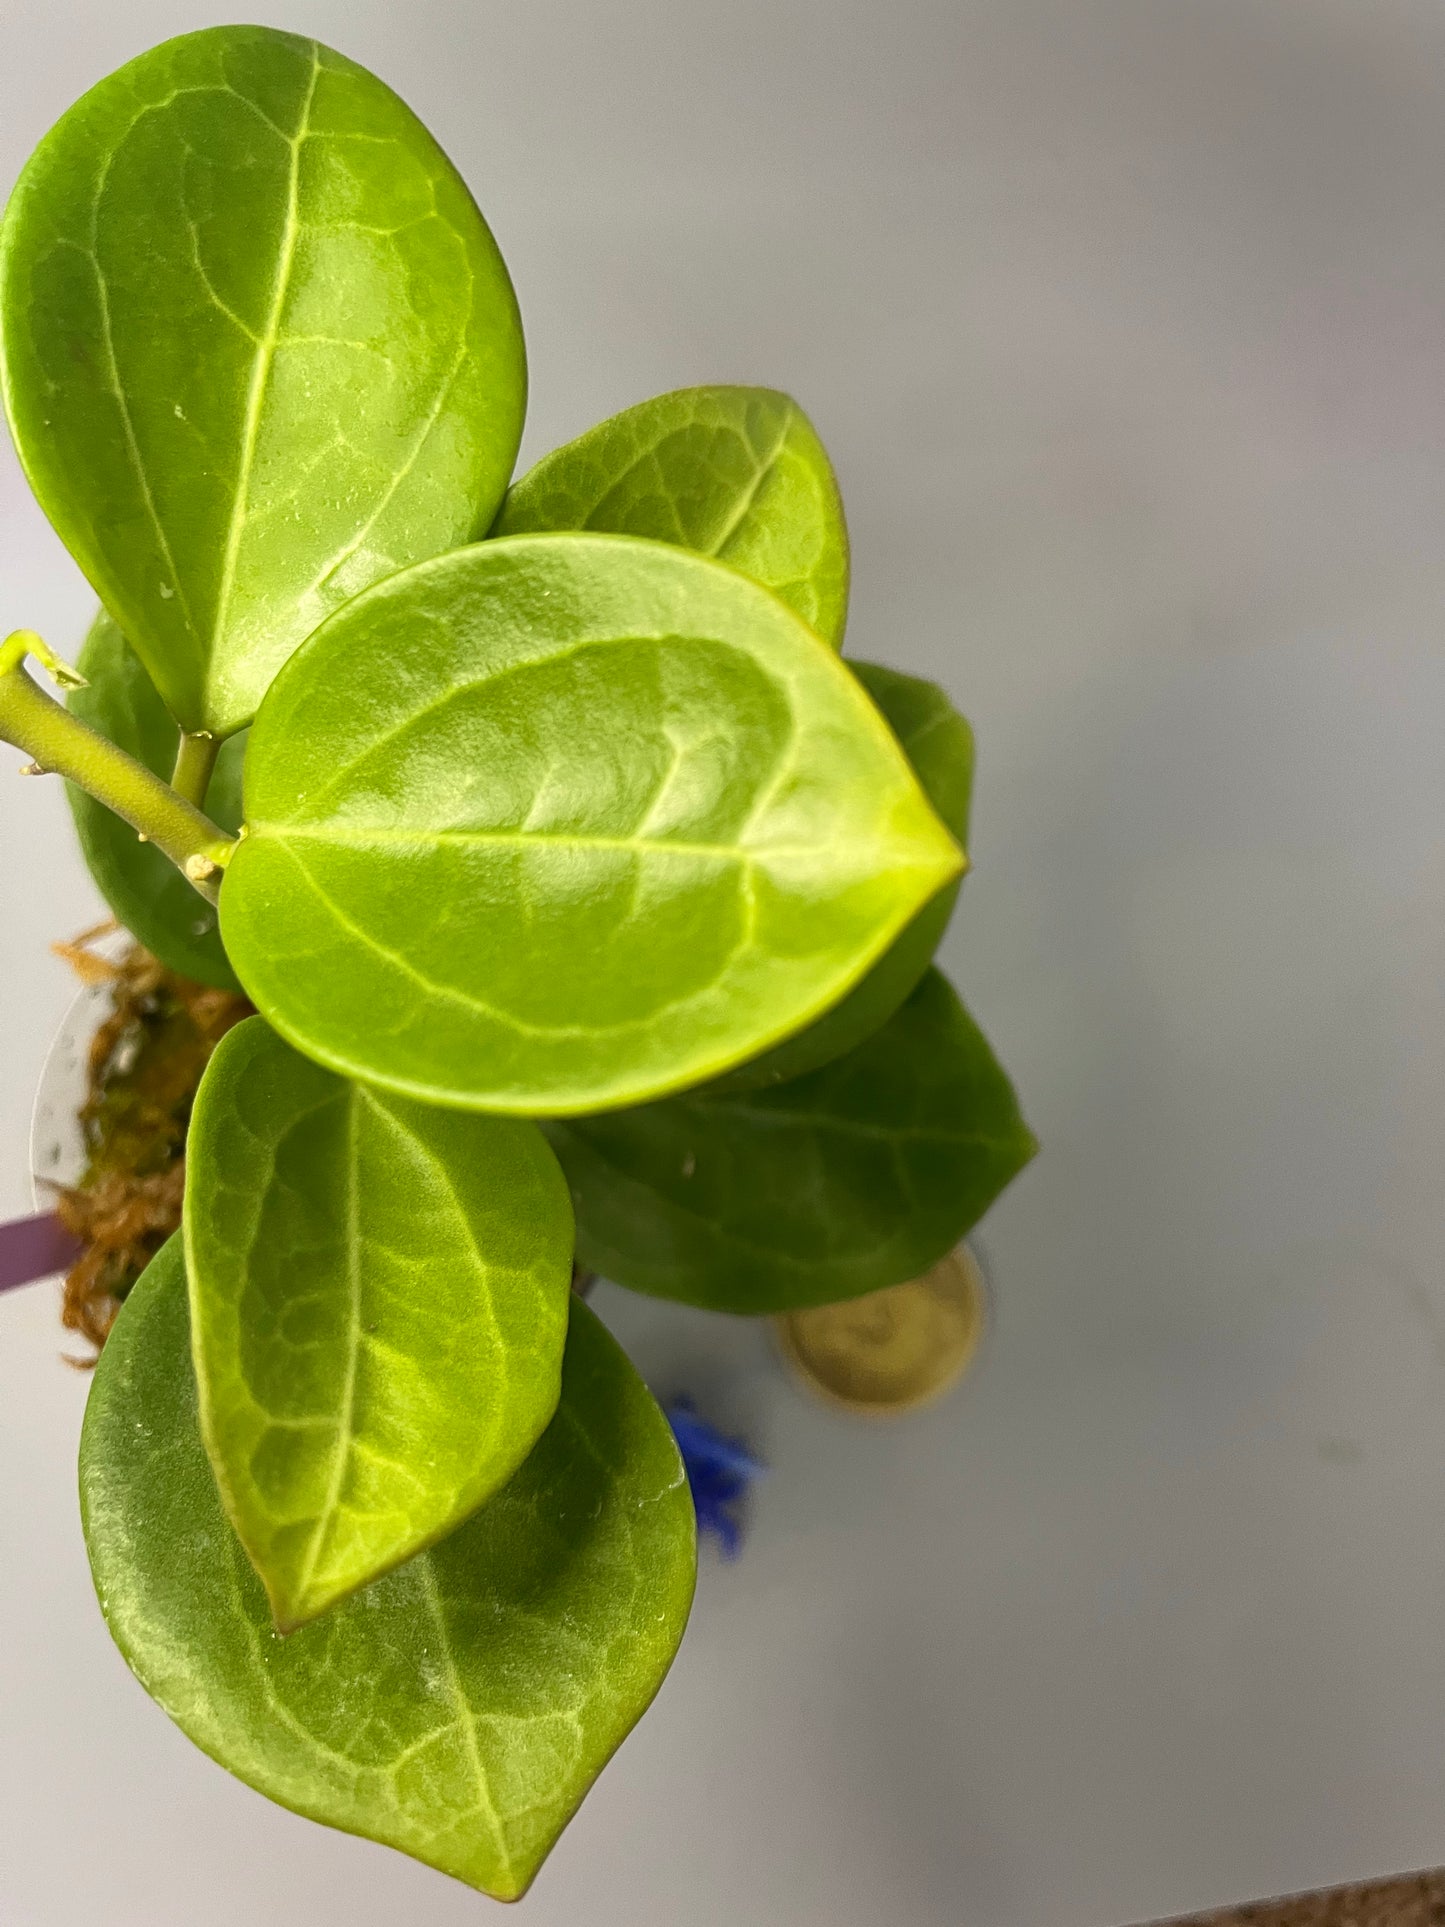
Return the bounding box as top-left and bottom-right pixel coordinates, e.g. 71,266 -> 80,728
545,968 -> 1037,1313
219,533 -> 963,1116
82,1239 -> 695,1900
0,24 -> 526,738
184,1016 -> 574,1630
711,660 -> 974,1091
495,386 -> 849,647
66,609 -> 246,987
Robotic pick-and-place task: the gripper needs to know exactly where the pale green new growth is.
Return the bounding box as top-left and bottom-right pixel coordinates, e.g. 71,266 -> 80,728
185,1018 -> 574,1628
82,1243 -> 696,1900
0,626 -> 86,688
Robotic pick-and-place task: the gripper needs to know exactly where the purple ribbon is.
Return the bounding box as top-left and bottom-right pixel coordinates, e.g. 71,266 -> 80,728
0,1212 -> 81,1294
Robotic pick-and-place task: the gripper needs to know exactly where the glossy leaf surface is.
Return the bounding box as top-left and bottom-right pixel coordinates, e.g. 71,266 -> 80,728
66,610 -> 245,987
495,386 -> 848,647
712,660 -> 974,1091
184,1017 -> 573,1629
546,968 -> 1036,1312
0,25 -> 525,737
82,1240 -> 694,1899
220,533 -> 962,1115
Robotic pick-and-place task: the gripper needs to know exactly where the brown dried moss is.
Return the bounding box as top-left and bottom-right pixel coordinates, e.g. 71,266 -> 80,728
48,926 -> 250,1360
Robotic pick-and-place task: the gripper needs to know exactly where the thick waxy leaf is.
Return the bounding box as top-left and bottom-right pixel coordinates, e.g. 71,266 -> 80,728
220,533 -> 963,1116
66,610 -> 245,987
495,386 -> 849,647
712,660 -> 974,1091
81,1240 -> 695,1900
545,968 -> 1036,1313
184,1017 -> 573,1629
0,25 -> 525,738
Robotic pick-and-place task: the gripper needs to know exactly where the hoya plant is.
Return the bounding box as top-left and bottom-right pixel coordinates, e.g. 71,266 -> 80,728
0,25 -> 1034,1901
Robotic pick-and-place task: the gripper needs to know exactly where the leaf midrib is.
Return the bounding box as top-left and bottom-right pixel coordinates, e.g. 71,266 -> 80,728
417,1557 -> 514,1888
255,821 -> 860,863
209,42 -> 321,656
706,403 -> 794,559
269,838 -> 748,1045
290,1073 -> 364,1611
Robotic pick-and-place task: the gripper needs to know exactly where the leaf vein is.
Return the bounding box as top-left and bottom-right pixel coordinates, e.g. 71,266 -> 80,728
209,41 -> 322,652
290,1073 -> 365,1609
416,1560 -> 514,1885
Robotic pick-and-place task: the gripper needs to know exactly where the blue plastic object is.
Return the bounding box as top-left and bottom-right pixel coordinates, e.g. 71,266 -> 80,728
664,1398 -> 765,1558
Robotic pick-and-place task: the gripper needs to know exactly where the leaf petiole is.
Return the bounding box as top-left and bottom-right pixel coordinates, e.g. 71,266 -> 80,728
0,630 -> 237,902
171,730 -> 220,809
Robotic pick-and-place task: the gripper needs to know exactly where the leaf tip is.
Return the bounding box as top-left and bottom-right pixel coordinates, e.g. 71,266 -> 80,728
262,1572 -> 325,1638
923,828 -> 968,901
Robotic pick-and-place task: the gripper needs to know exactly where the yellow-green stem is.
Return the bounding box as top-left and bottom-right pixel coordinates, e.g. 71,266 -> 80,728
171,730 -> 220,808
0,633 -> 235,903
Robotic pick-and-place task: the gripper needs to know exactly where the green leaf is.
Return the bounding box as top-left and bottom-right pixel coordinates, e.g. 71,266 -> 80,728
81,1239 -> 694,1901
495,386 -> 848,647
710,660 -> 974,1091
65,609 -> 245,988
184,1016 -> 573,1630
544,968 -> 1036,1313
0,25 -> 526,739
219,533 -> 963,1116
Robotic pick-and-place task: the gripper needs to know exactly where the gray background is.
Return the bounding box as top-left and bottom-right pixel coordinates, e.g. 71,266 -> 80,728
3,2 -> 1444,1922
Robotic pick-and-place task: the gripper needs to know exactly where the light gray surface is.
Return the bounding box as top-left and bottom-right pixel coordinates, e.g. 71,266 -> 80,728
2,3 -> 1444,1922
